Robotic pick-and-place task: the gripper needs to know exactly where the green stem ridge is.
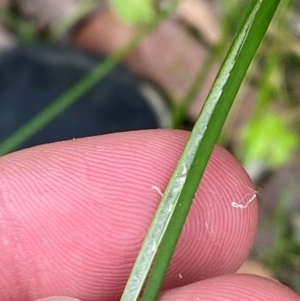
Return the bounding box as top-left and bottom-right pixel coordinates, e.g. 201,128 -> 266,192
120,1 -> 281,301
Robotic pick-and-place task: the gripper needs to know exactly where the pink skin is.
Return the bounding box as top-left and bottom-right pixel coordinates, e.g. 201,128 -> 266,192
0,129 -> 298,301
159,274 -> 300,301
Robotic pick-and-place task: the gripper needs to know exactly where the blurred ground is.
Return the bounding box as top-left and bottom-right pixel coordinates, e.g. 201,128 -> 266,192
1,0 -> 300,291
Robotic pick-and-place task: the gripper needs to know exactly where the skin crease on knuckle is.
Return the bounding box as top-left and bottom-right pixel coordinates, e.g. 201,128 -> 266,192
0,129 -> 259,301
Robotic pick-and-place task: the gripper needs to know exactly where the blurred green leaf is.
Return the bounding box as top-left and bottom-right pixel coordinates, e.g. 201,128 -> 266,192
109,0 -> 156,24
0,4 -> 36,40
242,112 -> 297,166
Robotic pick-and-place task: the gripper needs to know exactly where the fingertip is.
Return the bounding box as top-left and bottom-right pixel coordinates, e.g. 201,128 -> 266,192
0,129 -> 258,300
159,274 -> 300,301
165,143 -> 258,287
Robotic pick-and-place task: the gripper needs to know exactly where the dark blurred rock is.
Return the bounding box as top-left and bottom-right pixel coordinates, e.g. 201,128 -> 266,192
0,43 -> 170,152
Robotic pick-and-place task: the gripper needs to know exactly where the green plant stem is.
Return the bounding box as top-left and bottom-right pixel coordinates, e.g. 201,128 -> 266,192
0,6 -> 175,156
120,1 -> 281,301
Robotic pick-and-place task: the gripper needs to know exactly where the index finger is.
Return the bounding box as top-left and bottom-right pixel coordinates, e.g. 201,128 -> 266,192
0,129 -> 257,301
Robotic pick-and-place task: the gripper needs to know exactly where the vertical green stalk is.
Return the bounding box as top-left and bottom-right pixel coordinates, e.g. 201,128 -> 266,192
120,1 -> 281,301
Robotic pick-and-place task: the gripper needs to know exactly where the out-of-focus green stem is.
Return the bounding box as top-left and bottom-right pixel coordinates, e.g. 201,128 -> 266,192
0,5 -> 175,156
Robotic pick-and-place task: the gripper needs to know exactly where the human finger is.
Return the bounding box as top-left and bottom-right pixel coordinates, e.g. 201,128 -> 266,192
33,274 -> 300,301
0,129 -> 257,301
159,274 -> 300,301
